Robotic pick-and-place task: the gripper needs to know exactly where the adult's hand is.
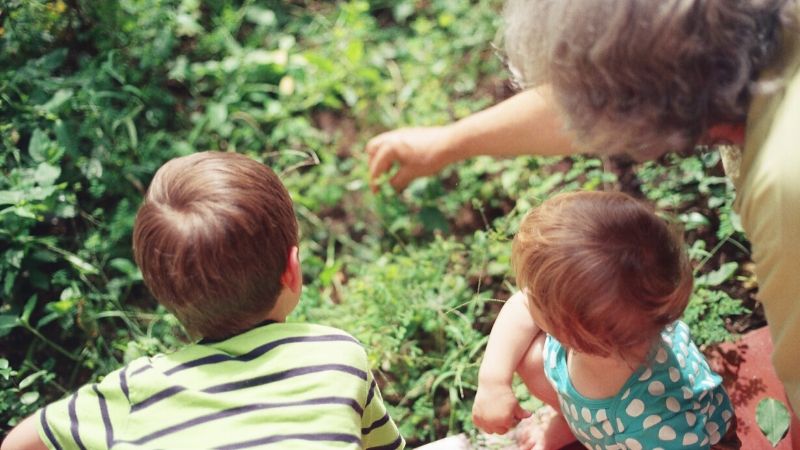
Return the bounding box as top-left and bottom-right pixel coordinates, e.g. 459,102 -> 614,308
365,126 -> 454,192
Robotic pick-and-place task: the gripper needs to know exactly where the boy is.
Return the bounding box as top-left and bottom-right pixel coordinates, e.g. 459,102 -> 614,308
3,151 -> 404,449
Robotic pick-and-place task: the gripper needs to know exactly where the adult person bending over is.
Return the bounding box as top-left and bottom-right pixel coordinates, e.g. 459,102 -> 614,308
368,0 -> 800,441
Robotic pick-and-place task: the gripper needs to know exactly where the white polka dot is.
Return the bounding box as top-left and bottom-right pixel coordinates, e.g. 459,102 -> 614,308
715,393 -> 724,404
602,420 -> 613,435
682,387 -> 693,400
594,445 -> 602,450
666,397 -> 680,413
643,414 -> 662,429
648,381 -> 665,396
680,343 -> 688,355
701,436 -> 709,446
617,418 -> 625,432
570,404 -> 578,420
688,374 -> 695,384
722,410 -> 733,422
578,428 -> 591,441
581,407 -> 592,422
590,426 -> 603,439
677,354 -> 686,368
709,405 -> 716,416
669,367 -> 680,383
698,390 -> 708,401
683,432 -> 699,445
639,368 -> 652,381
621,388 -> 631,400
705,421 -> 719,434
685,411 -> 696,426
656,347 -> 668,364
626,399 -> 645,417
710,430 -> 721,444
625,438 -> 642,450
596,409 -> 607,422
693,401 -> 701,410
658,425 -> 677,441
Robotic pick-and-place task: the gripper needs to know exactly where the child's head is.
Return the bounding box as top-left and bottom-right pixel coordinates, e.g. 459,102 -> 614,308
133,151 -> 299,339
512,191 -> 692,358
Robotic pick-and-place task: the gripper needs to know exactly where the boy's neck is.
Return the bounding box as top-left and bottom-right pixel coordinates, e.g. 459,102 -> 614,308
566,342 -> 651,400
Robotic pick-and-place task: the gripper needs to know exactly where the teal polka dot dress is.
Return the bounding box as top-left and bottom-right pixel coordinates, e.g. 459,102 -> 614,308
543,321 -> 733,449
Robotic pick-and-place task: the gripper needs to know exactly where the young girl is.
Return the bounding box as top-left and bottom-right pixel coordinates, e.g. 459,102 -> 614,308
473,191 -> 736,450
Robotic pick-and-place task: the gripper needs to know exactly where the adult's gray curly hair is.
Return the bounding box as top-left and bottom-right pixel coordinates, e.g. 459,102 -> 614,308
503,0 -> 797,159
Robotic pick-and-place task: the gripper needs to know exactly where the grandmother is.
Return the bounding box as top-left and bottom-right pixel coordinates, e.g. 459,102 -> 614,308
368,0 -> 800,439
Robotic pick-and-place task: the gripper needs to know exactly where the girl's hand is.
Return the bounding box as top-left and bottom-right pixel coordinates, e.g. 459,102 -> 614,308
472,383 -> 532,435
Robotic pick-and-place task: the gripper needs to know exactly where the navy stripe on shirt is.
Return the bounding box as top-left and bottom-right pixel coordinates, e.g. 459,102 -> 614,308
366,378 -> 377,407
165,334 -> 360,376
130,363 -> 153,377
119,365 -> 129,402
117,397 -> 363,446
362,413 -> 390,435
129,364 -> 366,413
92,384 -> 114,448
216,432 -> 362,450
366,435 -> 404,450
39,407 -> 63,450
67,392 -> 87,450
130,385 -> 187,412
202,364 -> 367,394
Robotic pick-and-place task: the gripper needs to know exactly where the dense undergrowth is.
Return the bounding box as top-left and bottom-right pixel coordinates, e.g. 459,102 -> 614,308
0,1 -> 756,445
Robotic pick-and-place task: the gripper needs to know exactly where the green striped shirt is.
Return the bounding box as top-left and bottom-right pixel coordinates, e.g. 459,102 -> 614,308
37,322 -> 404,449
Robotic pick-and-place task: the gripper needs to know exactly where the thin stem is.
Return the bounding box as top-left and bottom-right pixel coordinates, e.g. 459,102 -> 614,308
21,321 -> 80,362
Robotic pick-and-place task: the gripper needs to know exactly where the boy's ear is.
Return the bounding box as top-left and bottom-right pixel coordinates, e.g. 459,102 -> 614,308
280,246 -> 302,294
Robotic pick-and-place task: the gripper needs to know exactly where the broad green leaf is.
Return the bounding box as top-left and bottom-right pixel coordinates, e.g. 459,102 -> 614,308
65,253 -> 99,275
34,162 -> 61,186
24,185 -> 59,202
21,295 -> 37,323
245,7 -> 276,26
207,103 -> 228,130
0,190 -> 22,205
109,258 -> 141,278
19,370 -> 47,389
345,40 -> 364,64
0,315 -> 19,338
756,397 -> 790,447
20,392 -> 40,405
697,262 -> 738,287
175,13 -> 202,36
55,120 -> 77,154
41,89 -> 73,112
0,360 -> 11,380
28,129 -> 50,162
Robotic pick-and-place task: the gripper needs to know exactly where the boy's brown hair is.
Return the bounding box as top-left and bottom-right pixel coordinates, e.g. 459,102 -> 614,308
133,151 -> 298,339
512,191 -> 692,357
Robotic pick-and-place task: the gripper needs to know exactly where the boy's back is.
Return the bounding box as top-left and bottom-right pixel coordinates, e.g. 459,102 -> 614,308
4,152 -> 403,450
40,322 -> 401,449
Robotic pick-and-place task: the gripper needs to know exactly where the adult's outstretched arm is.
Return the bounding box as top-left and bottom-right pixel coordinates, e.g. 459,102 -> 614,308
366,85 -> 578,192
